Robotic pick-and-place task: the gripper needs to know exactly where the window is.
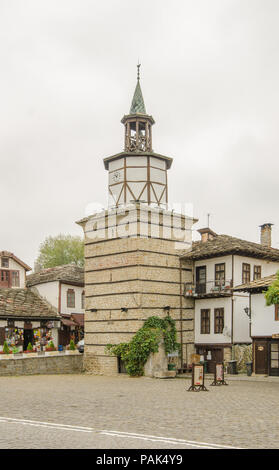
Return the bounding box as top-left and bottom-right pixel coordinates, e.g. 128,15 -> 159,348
201,309 -> 210,334
275,305 -> 279,321
11,271 -> 20,287
1,270 -> 9,282
242,263 -> 251,284
215,263 -> 225,287
81,291 -> 85,309
214,308 -> 224,334
254,265 -> 261,280
1,258 -> 9,268
67,289 -> 75,308
196,266 -> 206,294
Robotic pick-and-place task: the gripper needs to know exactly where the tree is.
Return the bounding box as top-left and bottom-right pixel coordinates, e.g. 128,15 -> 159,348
265,271 -> 279,306
35,234 -> 84,271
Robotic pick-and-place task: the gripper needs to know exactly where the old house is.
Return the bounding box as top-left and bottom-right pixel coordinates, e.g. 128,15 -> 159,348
26,264 -> 85,345
181,224 -> 279,372
0,251 -> 31,288
0,252 -> 61,352
234,273 -> 279,376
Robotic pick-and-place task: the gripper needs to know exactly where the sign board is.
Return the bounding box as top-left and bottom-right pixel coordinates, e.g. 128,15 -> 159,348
168,351 -> 179,358
194,365 -> 204,385
210,362 -> 228,386
187,363 -> 208,392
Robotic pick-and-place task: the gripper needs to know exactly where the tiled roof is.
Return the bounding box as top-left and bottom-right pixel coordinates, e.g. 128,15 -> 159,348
180,235 -> 279,261
0,251 -> 31,271
26,264 -> 84,287
0,288 -> 60,319
234,274 -> 278,292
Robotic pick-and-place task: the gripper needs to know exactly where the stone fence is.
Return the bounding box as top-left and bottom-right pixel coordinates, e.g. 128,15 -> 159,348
0,352 -> 84,376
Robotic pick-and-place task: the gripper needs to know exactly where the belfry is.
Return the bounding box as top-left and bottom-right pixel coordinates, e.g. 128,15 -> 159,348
77,67 -> 195,376
104,65 -> 172,208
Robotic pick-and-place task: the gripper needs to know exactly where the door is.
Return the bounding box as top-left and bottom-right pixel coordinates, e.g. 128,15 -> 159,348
255,341 -> 268,374
208,348 -> 223,373
118,357 -> 127,374
269,341 -> 279,376
196,266 -> 206,294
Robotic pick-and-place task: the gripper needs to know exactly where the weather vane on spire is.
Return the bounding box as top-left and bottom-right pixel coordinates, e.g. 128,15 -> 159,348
137,62 -> 141,81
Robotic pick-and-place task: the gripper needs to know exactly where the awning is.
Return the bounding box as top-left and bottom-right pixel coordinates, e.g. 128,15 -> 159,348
61,318 -> 76,327
71,314 -> 84,327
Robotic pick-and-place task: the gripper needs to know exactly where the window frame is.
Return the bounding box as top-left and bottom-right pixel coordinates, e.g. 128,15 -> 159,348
200,309 -> 210,334
11,270 -> 20,287
67,288 -> 75,308
215,263 -> 225,287
214,308 -> 224,334
253,265 -> 261,280
1,258 -> 9,268
242,263 -> 251,284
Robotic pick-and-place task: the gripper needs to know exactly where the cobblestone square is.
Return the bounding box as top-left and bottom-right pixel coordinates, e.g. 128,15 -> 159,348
0,374 -> 278,449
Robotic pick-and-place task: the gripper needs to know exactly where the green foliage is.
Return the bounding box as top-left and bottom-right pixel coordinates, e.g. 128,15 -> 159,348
48,341 -> 55,350
3,341 -> 10,354
106,315 -> 180,377
69,339 -> 76,351
12,347 -> 19,354
265,271 -> 279,306
35,234 -> 84,270
27,342 -> 33,351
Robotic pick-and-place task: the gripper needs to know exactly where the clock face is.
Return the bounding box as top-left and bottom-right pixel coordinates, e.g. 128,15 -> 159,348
112,170 -> 121,183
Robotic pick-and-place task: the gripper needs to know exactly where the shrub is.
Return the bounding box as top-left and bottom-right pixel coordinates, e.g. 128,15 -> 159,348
3,341 -> 10,354
69,339 -> 76,350
106,315 -> 180,377
27,342 -> 33,352
48,341 -> 55,350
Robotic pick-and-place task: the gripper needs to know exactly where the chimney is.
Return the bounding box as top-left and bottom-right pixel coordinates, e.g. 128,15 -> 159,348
198,228 -> 217,243
260,223 -> 273,247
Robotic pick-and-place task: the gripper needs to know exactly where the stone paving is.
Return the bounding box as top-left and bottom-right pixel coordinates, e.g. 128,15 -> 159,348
0,373 -> 278,449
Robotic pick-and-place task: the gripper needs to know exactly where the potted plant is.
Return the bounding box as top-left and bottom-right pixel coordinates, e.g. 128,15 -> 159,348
67,339 -> 77,354
0,341 -> 12,356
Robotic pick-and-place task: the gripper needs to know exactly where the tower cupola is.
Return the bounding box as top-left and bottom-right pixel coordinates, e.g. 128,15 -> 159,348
121,64 -> 154,153
104,66 -> 173,208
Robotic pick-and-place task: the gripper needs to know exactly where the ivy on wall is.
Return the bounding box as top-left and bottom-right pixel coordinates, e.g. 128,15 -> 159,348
106,315 -> 180,376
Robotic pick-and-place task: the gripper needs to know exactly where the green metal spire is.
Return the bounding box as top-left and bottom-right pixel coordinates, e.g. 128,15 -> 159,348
129,64 -> 146,114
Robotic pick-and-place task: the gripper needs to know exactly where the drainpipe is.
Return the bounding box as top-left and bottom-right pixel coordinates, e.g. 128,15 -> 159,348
231,254 -> 234,360
179,258 -> 183,368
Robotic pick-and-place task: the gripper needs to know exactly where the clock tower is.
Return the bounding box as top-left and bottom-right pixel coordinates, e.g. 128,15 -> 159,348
104,65 -> 172,208
77,67 -> 195,377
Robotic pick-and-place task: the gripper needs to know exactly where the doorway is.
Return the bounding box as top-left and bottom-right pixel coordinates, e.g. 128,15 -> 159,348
23,329 -> 34,351
255,341 -> 268,374
269,341 -> 279,376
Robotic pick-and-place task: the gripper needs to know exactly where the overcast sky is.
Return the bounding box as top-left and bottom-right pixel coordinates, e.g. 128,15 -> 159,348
1,0 -> 279,269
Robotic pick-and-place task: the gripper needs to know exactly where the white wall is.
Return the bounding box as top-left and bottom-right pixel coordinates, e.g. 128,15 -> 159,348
31,281 -> 60,310
195,297 -> 232,345
232,294 -> 250,343
251,293 -> 279,337
234,256 -> 279,286
60,283 -> 84,315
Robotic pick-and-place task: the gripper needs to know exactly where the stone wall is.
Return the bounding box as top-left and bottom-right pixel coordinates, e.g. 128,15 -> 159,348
80,204 -> 195,375
0,355 -> 83,376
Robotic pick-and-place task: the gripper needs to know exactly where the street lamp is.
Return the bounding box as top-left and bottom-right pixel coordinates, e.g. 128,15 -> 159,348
244,307 -> 251,319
